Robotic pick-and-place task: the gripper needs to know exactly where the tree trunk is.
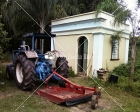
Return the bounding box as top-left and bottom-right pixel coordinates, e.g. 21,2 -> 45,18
130,36 -> 136,82
40,22 -> 45,53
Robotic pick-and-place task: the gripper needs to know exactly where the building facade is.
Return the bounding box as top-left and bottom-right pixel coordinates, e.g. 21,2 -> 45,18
51,11 -> 130,76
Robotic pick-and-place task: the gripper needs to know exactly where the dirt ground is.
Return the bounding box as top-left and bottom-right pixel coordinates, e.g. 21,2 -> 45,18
69,95 -> 116,112
67,76 -> 116,112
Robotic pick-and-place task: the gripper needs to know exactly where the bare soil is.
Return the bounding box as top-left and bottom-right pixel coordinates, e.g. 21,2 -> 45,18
69,95 -> 116,112
68,76 -> 116,112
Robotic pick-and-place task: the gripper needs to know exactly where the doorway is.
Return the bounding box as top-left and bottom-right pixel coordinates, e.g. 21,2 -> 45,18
77,36 -> 88,74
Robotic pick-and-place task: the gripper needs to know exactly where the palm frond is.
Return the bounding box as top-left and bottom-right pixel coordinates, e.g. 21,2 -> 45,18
110,30 -> 124,44
96,0 -> 119,17
113,8 -> 131,26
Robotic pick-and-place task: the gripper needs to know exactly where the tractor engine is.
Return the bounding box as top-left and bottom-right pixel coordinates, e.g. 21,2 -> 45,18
36,55 -> 61,81
35,50 -> 68,82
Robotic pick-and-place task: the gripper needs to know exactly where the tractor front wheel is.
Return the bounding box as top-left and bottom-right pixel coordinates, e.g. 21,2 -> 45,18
14,54 -> 36,90
56,57 -> 69,78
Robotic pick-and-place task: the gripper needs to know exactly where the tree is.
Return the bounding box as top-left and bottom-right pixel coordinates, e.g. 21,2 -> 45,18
0,15 -> 8,59
55,0 -> 79,16
110,30 -> 123,44
78,0 -> 104,13
0,0 -> 5,9
2,0 -> 79,53
96,0 -> 140,82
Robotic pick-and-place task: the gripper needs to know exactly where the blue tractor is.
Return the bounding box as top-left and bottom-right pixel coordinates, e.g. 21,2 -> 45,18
6,33 -> 69,90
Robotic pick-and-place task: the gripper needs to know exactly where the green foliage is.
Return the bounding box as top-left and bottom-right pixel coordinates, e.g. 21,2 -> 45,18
110,59 -> 140,96
95,0 -> 131,26
0,15 -> 8,59
78,0 -> 104,13
110,30 -> 123,44
56,0 -> 79,16
96,0 -> 119,14
112,63 -> 130,77
68,67 -> 77,77
112,62 -> 140,81
116,76 -> 140,97
0,63 -> 5,80
2,0 -> 79,34
1,0 -> 81,52
1,52 -> 12,62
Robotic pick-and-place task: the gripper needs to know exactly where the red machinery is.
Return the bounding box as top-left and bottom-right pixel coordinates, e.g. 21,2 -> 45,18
37,71 -> 98,106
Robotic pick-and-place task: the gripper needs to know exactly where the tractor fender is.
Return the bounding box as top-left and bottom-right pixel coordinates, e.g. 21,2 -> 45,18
54,50 -> 66,58
24,51 -> 38,58
18,51 -> 38,63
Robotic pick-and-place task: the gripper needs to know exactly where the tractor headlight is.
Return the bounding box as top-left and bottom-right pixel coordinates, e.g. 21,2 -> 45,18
45,52 -> 55,60
45,53 -> 49,59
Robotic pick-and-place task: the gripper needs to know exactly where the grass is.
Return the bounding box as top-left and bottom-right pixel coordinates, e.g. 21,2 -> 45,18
69,77 -> 140,112
0,63 -> 140,112
0,83 -> 69,112
0,64 -> 68,112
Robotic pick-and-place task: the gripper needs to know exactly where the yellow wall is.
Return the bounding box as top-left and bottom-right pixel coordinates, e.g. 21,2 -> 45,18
55,34 -> 93,74
102,35 -> 126,70
55,34 -> 127,73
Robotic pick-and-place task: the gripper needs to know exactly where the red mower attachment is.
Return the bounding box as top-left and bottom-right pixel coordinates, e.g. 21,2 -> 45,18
37,72 -> 99,106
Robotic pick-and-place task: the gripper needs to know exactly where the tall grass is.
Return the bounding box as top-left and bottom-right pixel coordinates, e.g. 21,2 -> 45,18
1,52 -> 12,62
106,47 -> 140,97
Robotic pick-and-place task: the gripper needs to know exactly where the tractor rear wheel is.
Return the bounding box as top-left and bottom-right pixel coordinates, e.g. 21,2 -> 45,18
6,66 -> 13,80
56,57 -> 69,78
14,54 -> 36,90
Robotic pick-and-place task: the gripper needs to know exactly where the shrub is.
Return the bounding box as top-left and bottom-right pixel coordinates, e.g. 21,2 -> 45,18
112,62 -> 140,81
112,63 -> 130,77
68,67 -> 77,77
0,52 -> 12,62
0,63 -> 6,81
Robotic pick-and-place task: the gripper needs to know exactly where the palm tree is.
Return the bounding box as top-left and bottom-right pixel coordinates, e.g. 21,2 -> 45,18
110,30 -> 123,44
96,0 -> 140,82
2,0 -> 79,53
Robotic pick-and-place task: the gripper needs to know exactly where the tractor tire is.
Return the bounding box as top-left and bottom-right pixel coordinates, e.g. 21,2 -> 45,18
14,54 -> 36,90
6,66 -> 13,80
91,99 -> 98,109
56,57 -> 69,78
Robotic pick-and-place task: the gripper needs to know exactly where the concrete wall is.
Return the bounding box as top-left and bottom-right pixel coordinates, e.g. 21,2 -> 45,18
51,11 -> 130,75
54,34 -> 93,74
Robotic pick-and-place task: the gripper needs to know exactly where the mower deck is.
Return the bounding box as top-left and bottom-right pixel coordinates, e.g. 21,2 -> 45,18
37,86 -> 94,106
37,72 -> 98,106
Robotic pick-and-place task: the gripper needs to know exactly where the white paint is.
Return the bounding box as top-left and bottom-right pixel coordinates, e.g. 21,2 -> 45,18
92,34 -> 104,77
51,11 -> 130,36
51,20 -> 100,33
125,38 -> 130,63
51,37 -> 55,51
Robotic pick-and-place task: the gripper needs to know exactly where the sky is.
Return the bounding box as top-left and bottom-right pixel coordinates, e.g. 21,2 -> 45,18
123,0 -> 140,18
125,0 -> 138,9
123,0 -> 140,33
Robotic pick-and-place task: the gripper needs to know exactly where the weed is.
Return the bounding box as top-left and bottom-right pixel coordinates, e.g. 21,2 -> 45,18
0,52 -> 12,62
68,67 -> 77,77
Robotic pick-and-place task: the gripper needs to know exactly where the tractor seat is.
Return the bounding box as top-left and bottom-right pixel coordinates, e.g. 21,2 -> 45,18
36,50 -> 42,54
